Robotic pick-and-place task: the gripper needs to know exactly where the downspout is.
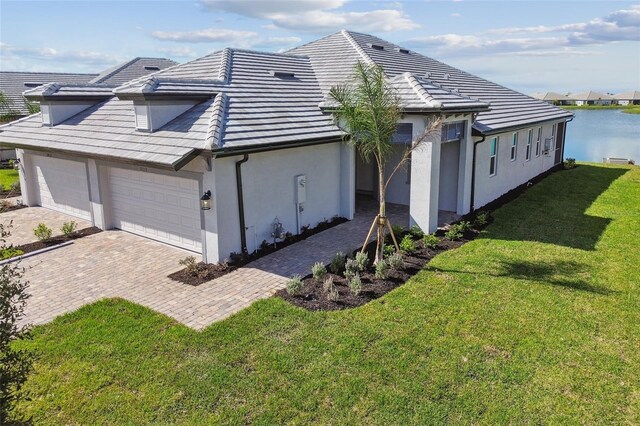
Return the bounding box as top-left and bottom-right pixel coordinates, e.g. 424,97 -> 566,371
561,116 -> 574,163
235,154 -> 249,255
470,135 -> 486,212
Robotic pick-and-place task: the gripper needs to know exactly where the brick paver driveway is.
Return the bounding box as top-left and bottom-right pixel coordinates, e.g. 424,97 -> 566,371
5,203 -> 409,330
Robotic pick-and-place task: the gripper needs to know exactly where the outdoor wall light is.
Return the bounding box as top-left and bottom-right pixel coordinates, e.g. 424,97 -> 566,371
12,159 -> 21,170
200,190 -> 212,210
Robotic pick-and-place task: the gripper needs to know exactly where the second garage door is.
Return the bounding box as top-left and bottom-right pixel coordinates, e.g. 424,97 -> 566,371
107,167 -> 202,252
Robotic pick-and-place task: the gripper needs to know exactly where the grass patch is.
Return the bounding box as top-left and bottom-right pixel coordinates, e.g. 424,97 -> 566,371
14,163 -> 640,424
0,168 -> 19,190
561,104 -> 640,113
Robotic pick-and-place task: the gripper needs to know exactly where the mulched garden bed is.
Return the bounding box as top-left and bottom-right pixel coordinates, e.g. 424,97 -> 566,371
0,204 -> 27,214
169,216 -> 348,286
276,227 -> 476,311
0,188 -> 21,198
14,227 -> 102,255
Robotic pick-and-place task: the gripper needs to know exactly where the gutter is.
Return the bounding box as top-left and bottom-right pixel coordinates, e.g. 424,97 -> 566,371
470,134 -> 486,212
235,154 -> 249,255
561,116 -> 574,162
214,135 -> 343,158
472,114 -> 574,137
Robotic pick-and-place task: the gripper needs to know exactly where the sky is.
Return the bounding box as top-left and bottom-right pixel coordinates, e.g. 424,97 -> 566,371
1,0 -> 639,94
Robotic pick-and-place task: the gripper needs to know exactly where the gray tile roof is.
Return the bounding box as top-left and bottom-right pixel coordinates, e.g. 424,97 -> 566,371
289,30 -> 573,134
613,90 -> 640,101
570,91 -> 613,101
88,57 -> 178,86
531,92 -> 573,102
0,71 -> 96,115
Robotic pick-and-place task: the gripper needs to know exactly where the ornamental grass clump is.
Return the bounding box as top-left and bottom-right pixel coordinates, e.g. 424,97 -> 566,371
387,252 -> 404,270
329,252 -> 347,274
286,275 -> 304,295
311,262 -> 327,280
348,273 -> 362,296
374,259 -> 389,279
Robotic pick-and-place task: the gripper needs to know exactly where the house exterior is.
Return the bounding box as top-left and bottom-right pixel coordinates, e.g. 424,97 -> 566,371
0,58 -> 177,160
531,92 -> 575,105
0,31 -> 573,263
613,91 -> 640,105
571,91 -> 613,106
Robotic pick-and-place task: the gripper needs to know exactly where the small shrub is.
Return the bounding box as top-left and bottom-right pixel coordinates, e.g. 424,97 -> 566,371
345,258 -> 359,277
474,211 -> 490,227
259,239 -> 271,252
383,244 -> 395,258
322,275 -> 334,293
374,259 -> 389,279
197,268 -> 209,280
387,252 -> 404,270
61,221 -> 77,236
311,262 -> 327,280
423,233 -> 439,249
410,224 -> 424,238
327,286 -> 339,302
0,247 -> 24,260
0,199 -> 11,211
179,256 -> 199,276
286,275 -> 304,294
399,235 -> 416,254
33,223 -> 52,242
457,220 -> 472,233
445,225 -> 463,241
348,273 -> 362,296
329,251 -> 347,274
564,158 -> 577,169
354,251 -> 369,272
391,224 -> 404,238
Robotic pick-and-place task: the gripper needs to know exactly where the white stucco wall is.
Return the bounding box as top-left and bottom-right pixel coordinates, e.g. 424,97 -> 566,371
212,142 -> 345,259
473,121 -> 562,209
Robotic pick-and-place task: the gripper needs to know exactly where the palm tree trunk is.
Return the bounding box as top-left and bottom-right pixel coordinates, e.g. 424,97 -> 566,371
375,158 -> 386,264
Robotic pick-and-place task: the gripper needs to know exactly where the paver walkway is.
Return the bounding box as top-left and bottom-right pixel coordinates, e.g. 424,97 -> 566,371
9,203 -> 409,330
2,207 -> 92,247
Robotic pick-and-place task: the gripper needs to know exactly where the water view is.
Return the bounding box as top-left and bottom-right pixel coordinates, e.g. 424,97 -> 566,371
564,109 -> 640,163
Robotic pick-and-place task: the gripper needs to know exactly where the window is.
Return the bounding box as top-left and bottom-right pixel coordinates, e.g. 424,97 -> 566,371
393,123 -> 413,143
510,132 -> 518,161
489,137 -> 498,176
551,124 -> 556,150
441,121 -> 466,142
535,127 -> 541,157
526,129 -> 532,161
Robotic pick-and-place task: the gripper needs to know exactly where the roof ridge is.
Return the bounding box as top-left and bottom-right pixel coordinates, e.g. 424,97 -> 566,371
226,47 -> 309,59
218,48 -> 232,83
90,58 -> 140,84
340,29 -> 375,66
204,93 -> 228,150
403,73 -> 441,108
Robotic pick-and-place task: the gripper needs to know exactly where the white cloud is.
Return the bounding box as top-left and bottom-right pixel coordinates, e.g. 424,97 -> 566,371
0,43 -> 120,68
451,13 -> 461,18
150,28 -> 301,50
407,4 -> 640,58
200,0 -> 419,32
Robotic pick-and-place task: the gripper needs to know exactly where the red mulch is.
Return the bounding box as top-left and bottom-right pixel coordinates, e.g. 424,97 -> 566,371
15,227 -> 102,255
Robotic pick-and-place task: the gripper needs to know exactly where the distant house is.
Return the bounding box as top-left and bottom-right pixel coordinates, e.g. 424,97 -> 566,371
0,30 -> 572,263
531,92 -> 575,106
613,91 -> 640,105
571,91 -> 613,106
0,57 -> 177,159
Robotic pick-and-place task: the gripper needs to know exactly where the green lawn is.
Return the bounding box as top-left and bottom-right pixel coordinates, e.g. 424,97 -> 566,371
0,168 -> 19,190
561,104 -> 640,114
15,163 -> 640,424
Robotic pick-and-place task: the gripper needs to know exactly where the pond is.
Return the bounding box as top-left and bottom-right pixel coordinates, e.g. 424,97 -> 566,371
564,109 -> 640,163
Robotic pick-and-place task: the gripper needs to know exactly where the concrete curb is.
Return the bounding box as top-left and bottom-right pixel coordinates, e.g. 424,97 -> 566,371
0,241 -> 73,266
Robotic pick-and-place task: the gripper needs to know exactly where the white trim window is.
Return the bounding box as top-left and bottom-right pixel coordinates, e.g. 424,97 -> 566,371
526,129 -> 532,161
489,137 -> 498,176
536,127 -> 541,157
510,132 -> 518,161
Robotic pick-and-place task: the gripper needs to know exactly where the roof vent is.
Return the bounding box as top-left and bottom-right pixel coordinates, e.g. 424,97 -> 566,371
395,47 -> 410,54
24,82 -> 42,88
144,66 -> 160,71
424,72 -> 431,79
444,73 -> 451,80
269,70 -> 296,79
368,43 -> 385,51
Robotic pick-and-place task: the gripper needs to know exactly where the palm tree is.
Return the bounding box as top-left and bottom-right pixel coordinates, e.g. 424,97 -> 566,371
329,62 -> 440,263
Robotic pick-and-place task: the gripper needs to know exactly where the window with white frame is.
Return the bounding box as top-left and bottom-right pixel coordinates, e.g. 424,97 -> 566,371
536,127 -> 541,157
489,137 -> 498,176
526,129 -> 532,161
510,132 -> 518,161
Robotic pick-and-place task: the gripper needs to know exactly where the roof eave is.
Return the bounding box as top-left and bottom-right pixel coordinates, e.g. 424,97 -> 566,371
472,113 -> 575,137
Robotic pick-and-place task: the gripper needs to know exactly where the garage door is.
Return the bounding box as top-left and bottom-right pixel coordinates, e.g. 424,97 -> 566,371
32,155 -> 91,220
107,167 -> 202,252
